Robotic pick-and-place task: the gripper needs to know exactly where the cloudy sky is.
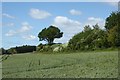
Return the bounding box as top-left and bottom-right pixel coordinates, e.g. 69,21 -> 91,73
2,2 -> 118,49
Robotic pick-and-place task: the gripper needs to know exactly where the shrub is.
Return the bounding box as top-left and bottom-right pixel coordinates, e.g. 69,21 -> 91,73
53,46 -> 63,52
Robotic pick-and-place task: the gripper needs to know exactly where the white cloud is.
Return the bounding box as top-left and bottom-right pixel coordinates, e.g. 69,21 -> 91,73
54,16 -> 81,27
103,0 -> 119,2
53,16 -> 82,43
53,16 -> 106,43
84,17 -> 105,29
107,2 -> 118,7
19,22 -> 32,32
7,23 -> 14,26
5,22 -> 32,37
2,13 -> 15,19
29,8 -> 51,19
22,35 -> 36,40
2,23 -> 14,27
88,17 -> 103,21
5,30 -> 17,36
5,22 -> 36,41
70,9 -> 82,15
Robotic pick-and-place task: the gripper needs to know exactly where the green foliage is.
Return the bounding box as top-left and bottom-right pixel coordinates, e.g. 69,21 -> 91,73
7,45 -> 36,54
68,12 -> 120,51
38,25 -> 63,44
37,43 -> 68,53
0,48 -> 5,54
105,12 -> 119,30
107,26 -> 119,47
83,25 -> 92,32
0,48 -> 11,54
105,12 -> 120,47
68,24 -> 108,51
7,48 -> 17,54
37,44 -> 54,52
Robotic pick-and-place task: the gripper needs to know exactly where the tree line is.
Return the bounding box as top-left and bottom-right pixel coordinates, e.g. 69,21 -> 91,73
0,45 -> 36,54
37,11 -> 120,52
68,12 -> 120,51
1,11 -> 120,54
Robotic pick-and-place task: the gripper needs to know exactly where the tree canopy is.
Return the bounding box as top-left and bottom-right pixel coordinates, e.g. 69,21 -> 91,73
105,12 -> 120,47
68,24 -> 108,50
105,12 -> 119,31
68,11 -> 120,51
38,25 -> 63,44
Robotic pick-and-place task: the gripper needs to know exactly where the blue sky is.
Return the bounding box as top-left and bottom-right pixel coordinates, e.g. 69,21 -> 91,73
2,2 -> 118,49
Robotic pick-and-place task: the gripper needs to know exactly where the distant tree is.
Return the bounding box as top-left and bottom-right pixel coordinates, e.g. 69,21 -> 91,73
68,24 -> 108,51
38,25 -> 63,44
93,24 -> 100,30
84,25 -> 91,32
105,12 -> 119,31
68,12 -> 120,51
68,25 -> 93,50
7,45 -> 36,54
0,48 -> 5,54
8,48 -> 17,54
105,12 -> 120,47
107,26 -> 119,47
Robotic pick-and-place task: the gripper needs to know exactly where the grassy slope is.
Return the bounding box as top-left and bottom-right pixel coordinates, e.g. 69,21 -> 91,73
2,51 -> 118,78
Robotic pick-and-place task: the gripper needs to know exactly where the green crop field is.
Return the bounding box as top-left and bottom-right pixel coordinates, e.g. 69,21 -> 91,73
2,51 -> 118,78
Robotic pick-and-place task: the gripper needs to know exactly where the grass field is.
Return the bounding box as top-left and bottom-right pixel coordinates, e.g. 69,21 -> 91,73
2,51 -> 118,78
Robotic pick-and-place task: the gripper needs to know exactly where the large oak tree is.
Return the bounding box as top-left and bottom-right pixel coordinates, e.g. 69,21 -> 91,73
38,25 -> 63,44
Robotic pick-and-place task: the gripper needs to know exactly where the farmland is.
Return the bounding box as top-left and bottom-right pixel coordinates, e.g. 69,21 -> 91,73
2,50 -> 118,78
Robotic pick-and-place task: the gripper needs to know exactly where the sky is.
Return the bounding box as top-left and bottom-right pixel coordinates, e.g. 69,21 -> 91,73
2,0 -> 120,2
1,2 -> 118,49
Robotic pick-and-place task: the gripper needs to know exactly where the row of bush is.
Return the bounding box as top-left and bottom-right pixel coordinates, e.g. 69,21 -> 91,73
1,12 -> 119,54
36,12 -> 120,53
36,43 -> 68,53
1,45 -> 36,54
67,12 -> 120,51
